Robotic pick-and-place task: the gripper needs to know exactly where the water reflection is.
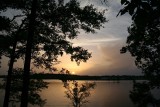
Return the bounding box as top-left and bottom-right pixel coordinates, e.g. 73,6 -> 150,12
130,81 -> 160,107
0,69 -> 49,107
3,77 -> 159,107
63,80 -> 96,107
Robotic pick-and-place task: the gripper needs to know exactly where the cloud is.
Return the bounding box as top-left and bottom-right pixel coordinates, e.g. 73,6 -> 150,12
78,41 -> 142,76
73,37 -> 121,46
72,0 -> 132,47
66,0 -> 138,76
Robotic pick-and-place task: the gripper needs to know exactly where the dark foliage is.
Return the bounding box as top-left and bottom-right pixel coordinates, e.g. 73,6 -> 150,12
130,81 -> 160,107
118,0 -> 160,79
0,0 -> 107,70
0,68 -> 48,107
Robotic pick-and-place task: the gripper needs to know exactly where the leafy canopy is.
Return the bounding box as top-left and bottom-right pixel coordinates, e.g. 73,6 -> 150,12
118,0 -> 160,78
0,0 -> 106,71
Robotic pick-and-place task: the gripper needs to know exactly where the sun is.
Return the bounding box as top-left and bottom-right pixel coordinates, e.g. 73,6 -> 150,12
54,54 -> 93,75
71,72 -> 75,74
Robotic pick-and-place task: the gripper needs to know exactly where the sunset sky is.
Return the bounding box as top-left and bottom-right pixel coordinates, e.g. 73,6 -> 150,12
0,0 -> 142,76
55,0 -> 142,75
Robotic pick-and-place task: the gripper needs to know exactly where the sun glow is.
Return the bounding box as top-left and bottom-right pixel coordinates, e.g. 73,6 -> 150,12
71,72 -> 75,74
54,54 -> 93,75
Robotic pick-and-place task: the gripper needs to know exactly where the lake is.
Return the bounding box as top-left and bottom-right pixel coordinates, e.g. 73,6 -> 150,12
0,79 -> 159,107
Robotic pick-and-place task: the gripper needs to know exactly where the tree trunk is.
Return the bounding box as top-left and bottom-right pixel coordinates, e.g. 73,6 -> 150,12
3,15 -> 27,107
3,40 -> 17,107
20,0 -> 37,107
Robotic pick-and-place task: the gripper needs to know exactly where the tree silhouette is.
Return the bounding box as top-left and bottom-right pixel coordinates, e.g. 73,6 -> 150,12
0,0 -> 106,107
20,0 -> 38,106
63,81 -> 96,107
130,81 -> 160,107
118,0 -> 160,79
0,68 -> 48,107
0,3 -> 28,106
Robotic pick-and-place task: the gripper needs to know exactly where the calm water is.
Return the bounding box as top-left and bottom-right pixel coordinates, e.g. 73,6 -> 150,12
0,79 -> 159,107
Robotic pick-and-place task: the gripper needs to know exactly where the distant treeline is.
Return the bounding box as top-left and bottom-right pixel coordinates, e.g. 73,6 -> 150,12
0,74 -> 146,80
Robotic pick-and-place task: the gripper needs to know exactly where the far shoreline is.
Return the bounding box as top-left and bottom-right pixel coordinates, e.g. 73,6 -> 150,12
0,74 -> 146,81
